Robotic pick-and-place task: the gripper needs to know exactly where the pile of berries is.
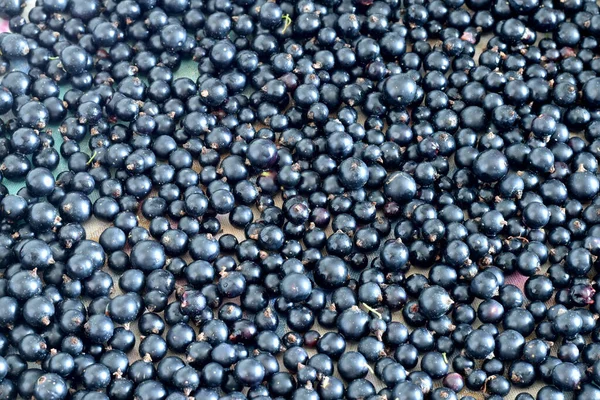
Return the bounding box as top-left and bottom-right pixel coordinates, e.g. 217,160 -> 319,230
1,0 -> 600,399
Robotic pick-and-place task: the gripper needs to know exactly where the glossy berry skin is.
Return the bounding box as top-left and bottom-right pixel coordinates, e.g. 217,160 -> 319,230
247,138 -> 278,170
130,240 -> 166,272
338,157 -> 369,190
551,362 -> 581,391
384,172 -> 417,204
418,285 -> 453,319
383,74 -> 419,107
280,273 -> 313,303
3,0 -> 600,398
33,373 -> 68,400
84,315 -> 114,344
25,168 -> 55,197
60,45 -> 88,75
473,149 -> 509,182
465,329 -> 495,360
234,358 -> 265,387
